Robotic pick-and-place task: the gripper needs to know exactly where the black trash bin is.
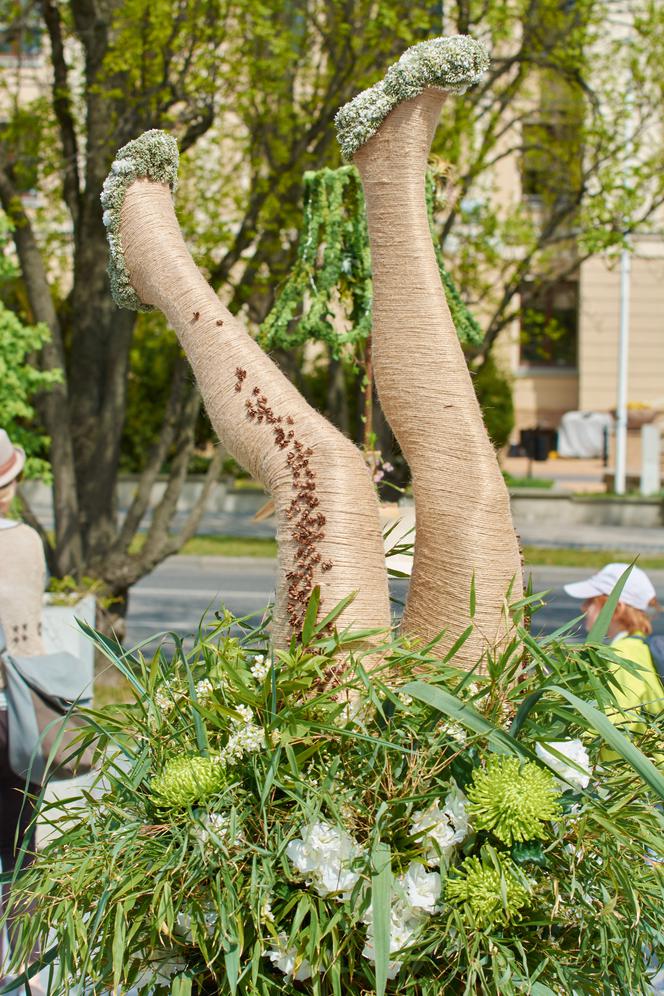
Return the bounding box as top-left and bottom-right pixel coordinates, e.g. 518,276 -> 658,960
520,427 -> 557,462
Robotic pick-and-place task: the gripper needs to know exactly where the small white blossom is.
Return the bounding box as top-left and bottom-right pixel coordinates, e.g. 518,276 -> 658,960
223,722 -> 266,762
195,678 -> 214,704
535,740 -> 592,791
261,898 -> 275,923
362,898 -> 423,979
250,654 -> 271,681
155,686 -> 175,713
397,692 -> 413,707
233,704 -> 254,725
265,933 -> 313,981
410,785 -> 469,866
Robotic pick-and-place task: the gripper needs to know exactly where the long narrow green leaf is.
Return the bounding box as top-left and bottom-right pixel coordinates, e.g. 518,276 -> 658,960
301,585 -> 321,645
112,902 -> 126,993
371,841 -> 392,996
403,681 -> 530,758
587,563 -> 633,643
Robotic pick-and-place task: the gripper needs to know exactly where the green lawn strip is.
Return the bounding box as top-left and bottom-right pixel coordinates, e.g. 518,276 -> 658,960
180,535 -> 278,557
522,546 -> 664,570
171,536 -> 664,570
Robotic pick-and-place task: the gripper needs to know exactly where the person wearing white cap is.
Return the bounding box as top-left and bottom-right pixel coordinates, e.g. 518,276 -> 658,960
564,563 -> 663,739
0,429 -> 46,990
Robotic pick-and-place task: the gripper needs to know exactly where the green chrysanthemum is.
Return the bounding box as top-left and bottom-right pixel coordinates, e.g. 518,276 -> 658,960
467,756 -> 560,844
446,851 -> 530,927
151,755 -> 226,809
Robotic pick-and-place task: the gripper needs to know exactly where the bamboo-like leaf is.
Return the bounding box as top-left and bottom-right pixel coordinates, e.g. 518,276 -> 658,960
403,681 -> 530,758
112,902 -> 126,993
371,841 -> 392,996
587,563 -> 633,644
511,684 -> 664,800
301,586 -> 321,646
469,572 -> 476,619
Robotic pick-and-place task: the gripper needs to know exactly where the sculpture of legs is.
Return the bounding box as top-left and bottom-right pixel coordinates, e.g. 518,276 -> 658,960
337,39 -> 523,667
102,135 -> 390,648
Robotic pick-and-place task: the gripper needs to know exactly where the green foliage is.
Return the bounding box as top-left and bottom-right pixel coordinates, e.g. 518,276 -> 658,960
472,356 -> 515,450
5,600 -> 664,995
260,165 -> 484,362
0,217 -> 60,479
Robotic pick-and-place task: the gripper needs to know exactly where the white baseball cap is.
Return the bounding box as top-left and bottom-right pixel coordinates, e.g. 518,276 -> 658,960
564,563 -> 657,611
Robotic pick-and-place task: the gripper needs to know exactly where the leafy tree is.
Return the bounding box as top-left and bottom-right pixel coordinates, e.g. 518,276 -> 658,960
0,215 -> 59,480
0,0 -> 434,631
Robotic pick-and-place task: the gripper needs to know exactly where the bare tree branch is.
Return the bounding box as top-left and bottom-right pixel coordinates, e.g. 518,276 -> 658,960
41,0 -> 81,229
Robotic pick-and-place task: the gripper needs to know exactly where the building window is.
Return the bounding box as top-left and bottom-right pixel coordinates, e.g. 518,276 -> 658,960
0,1 -> 41,60
519,279 -> 578,369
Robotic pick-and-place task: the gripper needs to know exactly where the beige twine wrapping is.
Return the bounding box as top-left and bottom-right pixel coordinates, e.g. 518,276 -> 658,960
354,89 -> 523,668
119,180 -> 391,648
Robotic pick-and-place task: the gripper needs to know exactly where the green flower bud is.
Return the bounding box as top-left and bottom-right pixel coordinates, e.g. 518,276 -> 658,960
446,850 -> 530,927
466,755 -> 561,845
151,755 -> 225,809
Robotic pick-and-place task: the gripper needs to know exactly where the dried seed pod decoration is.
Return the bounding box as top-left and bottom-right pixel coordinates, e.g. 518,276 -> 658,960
216,319 -> 224,326
192,311 -> 200,322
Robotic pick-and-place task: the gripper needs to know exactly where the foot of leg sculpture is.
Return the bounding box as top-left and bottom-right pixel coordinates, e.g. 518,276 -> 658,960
102,133 -> 390,649
336,38 -> 523,668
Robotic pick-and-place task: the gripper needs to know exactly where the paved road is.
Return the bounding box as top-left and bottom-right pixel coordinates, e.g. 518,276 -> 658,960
125,557 -> 664,650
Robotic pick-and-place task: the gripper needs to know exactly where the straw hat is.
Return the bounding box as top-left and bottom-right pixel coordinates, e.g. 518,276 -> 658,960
0,429 -> 26,488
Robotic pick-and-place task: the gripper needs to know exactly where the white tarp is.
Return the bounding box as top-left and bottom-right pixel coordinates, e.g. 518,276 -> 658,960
557,410 -> 614,458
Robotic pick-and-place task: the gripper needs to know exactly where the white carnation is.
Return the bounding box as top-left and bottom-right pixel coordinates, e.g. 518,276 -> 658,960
286,821 -> 363,899
535,740 -> 592,790
399,861 -> 442,914
410,785 -> 469,866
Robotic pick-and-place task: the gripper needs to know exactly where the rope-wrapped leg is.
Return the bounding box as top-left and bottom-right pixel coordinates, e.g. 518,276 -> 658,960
337,39 -> 523,668
102,132 -> 391,649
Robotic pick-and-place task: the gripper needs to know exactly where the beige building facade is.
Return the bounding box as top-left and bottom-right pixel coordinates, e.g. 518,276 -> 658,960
506,243 -> 664,448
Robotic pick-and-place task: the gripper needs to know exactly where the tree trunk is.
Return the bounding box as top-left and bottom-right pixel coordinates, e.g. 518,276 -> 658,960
117,174 -> 391,647
354,89 -> 523,668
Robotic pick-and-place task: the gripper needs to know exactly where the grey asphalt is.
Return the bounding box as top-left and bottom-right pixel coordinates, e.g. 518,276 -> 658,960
125,558 -> 664,650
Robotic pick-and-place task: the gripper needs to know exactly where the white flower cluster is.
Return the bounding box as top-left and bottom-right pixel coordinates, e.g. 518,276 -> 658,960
153,676 -> 217,714
154,684 -> 176,713
100,129 -> 179,311
410,784 -> 470,866
535,739 -> 592,791
195,811 -> 244,849
265,932 -> 314,981
286,821 -> 364,900
175,906 -> 218,942
250,654 -> 271,682
362,862 -> 442,979
335,36 -> 490,159
223,705 -> 266,763
195,678 -> 214,704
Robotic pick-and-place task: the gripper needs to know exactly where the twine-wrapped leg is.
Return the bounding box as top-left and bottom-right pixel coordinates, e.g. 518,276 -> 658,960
102,133 -> 390,648
337,40 -> 523,667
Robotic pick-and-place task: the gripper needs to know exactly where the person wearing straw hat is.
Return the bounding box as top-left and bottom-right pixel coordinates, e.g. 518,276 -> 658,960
565,563 -> 663,740
0,429 -> 46,990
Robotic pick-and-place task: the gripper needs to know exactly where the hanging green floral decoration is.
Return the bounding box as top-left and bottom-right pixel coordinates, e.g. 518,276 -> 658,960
467,755 -> 561,845
260,165 -> 483,359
